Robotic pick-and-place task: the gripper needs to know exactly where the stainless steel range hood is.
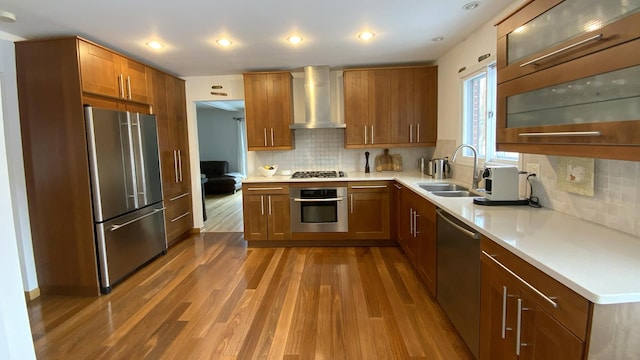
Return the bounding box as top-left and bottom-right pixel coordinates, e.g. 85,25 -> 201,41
289,66 -> 346,129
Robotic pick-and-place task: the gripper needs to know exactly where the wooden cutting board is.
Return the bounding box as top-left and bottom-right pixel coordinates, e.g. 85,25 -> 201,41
375,149 -> 403,171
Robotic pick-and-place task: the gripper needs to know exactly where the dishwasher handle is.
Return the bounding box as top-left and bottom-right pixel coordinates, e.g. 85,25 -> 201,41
436,209 -> 479,239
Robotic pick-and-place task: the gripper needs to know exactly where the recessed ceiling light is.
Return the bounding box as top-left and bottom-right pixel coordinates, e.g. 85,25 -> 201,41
463,1 -> 481,11
358,31 -> 376,41
146,41 -> 163,50
432,36 -> 445,42
0,10 -> 16,23
287,35 -> 303,45
216,38 -> 233,47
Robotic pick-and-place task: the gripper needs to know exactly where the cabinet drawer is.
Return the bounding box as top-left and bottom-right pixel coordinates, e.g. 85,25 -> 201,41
242,183 -> 289,195
481,237 -> 591,340
348,181 -> 391,192
166,192 -> 191,220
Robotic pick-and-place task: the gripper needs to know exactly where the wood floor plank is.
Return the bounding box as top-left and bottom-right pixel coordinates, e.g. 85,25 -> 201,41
28,232 -> 475,359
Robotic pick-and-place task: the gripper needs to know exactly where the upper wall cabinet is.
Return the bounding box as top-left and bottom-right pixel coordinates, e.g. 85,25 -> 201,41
496,0 -> 640,160
79,40 -> 149,103
344,65 -> 437,148
243,72 -> 294,151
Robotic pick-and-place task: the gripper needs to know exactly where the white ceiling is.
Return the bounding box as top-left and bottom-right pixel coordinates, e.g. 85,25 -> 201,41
0,0 -> 516,77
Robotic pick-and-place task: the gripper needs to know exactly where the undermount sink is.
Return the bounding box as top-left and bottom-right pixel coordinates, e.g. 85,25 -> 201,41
418,183 -> 468,192
430,190 -> 477,197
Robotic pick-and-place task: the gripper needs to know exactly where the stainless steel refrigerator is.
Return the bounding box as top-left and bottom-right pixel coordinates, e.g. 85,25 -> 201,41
85,106 -> 167,294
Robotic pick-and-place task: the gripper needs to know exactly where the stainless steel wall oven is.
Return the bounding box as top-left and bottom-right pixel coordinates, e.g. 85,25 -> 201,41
290,186 -> 348,232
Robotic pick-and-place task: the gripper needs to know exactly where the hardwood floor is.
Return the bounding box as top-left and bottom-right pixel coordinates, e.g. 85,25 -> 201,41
28,232 -> 473,359
203,191 -> 244,232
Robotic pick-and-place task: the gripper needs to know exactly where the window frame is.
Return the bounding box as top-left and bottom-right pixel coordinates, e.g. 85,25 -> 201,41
459,62 -> 519,168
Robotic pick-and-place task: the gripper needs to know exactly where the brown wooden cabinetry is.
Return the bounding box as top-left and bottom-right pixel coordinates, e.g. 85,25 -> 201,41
479,237 -> 590,360
348,181 -> 391,240
79,40 -> 149,103
242,184 -> 290,241
148,69 -> 193,246
344,65 -> 437,148
396,187 -> 437,296
496,0 -> 640,160
243,72 -> 294,150
15,37 -> 191,295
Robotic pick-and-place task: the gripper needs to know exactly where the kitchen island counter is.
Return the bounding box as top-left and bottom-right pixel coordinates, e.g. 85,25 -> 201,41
245,171 -> 640,305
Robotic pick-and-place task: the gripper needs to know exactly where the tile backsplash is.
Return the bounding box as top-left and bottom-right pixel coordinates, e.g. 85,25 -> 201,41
249,128 -> 434,175
439,138 -> 640,238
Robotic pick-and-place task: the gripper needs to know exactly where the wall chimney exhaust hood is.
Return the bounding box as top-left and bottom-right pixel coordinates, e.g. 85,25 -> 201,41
290,66 -> 346,129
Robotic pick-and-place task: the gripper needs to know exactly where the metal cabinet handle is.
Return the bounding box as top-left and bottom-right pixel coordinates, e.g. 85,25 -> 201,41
413,211 -> 419,237
519,131 -> 602,137
394,184 -> 403,189
409,124 -> 413,143
271,128 -> 274,146
173,150 -> 179,183
170,211 -> 191,223
482,251 -> 558,308
409,208 -> 413,235
248,187 -> 284,191
502,286 -> 508,339
351,185 -> 387,189
264,128 -> 268,147
294,198 -> 344,202
268,195 -> 272,215
111,207 -> 165,231
416,123 -> 420,143
178,150 -> 183,182
127,75 -> 132,100
520,34 -> 603,67
371,125 -> 374,145
436,209 -> 479,239
364,125 -> 368,145
169,192 -> 189,201
515,299 -> 529,355
118,74 -> 125,98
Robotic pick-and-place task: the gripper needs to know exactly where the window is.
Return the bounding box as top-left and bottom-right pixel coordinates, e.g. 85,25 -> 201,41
461,63 -> 518,164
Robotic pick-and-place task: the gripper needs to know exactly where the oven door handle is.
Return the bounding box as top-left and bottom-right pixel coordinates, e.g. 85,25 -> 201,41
293,197 -> 345,202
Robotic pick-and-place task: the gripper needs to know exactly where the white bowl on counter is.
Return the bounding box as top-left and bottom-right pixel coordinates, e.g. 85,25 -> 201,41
258,165 -> 278,177
280,170 -> 292,176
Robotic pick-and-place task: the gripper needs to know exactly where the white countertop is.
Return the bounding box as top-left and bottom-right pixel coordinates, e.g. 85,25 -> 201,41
245,171 -> 640,305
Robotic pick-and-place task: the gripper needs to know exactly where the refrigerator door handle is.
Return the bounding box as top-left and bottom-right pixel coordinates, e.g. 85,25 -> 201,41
125,112 -> 139,209
131,114 -> 148,205
110,207 -> 166,231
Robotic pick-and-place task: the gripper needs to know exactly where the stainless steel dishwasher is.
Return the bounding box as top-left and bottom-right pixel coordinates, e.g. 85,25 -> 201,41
436,208 -> 480,359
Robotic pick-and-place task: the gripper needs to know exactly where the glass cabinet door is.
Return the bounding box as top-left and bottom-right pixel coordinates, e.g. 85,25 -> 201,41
506,64 -> 640,128
507,0 -> 640,65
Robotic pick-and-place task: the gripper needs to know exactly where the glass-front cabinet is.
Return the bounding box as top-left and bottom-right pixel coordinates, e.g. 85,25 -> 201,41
496,0 -> 640,160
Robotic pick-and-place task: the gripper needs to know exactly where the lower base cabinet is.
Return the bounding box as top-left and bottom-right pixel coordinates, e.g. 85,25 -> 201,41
348,181 -> 391,240
242,184 -> 290,241
396,184 -> 437,297
479,237 -> 589,360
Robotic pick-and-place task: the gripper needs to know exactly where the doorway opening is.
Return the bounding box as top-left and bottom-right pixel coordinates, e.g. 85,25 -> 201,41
195,100 -> 247,232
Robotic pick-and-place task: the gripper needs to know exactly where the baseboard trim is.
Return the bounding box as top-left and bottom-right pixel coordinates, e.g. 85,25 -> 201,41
24,287 -> 41,302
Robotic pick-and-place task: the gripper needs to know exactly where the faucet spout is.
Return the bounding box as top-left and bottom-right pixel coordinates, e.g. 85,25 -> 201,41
451,144 -> 480,189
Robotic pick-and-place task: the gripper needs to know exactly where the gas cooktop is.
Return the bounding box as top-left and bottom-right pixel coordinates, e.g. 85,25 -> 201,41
291,171 -> 346,179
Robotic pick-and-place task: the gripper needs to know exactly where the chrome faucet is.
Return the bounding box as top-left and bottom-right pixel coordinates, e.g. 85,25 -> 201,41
451,144 -> 480,190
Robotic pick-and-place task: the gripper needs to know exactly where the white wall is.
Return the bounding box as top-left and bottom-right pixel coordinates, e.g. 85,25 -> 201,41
0,37 -> 36,359
197,107 -> 244,172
